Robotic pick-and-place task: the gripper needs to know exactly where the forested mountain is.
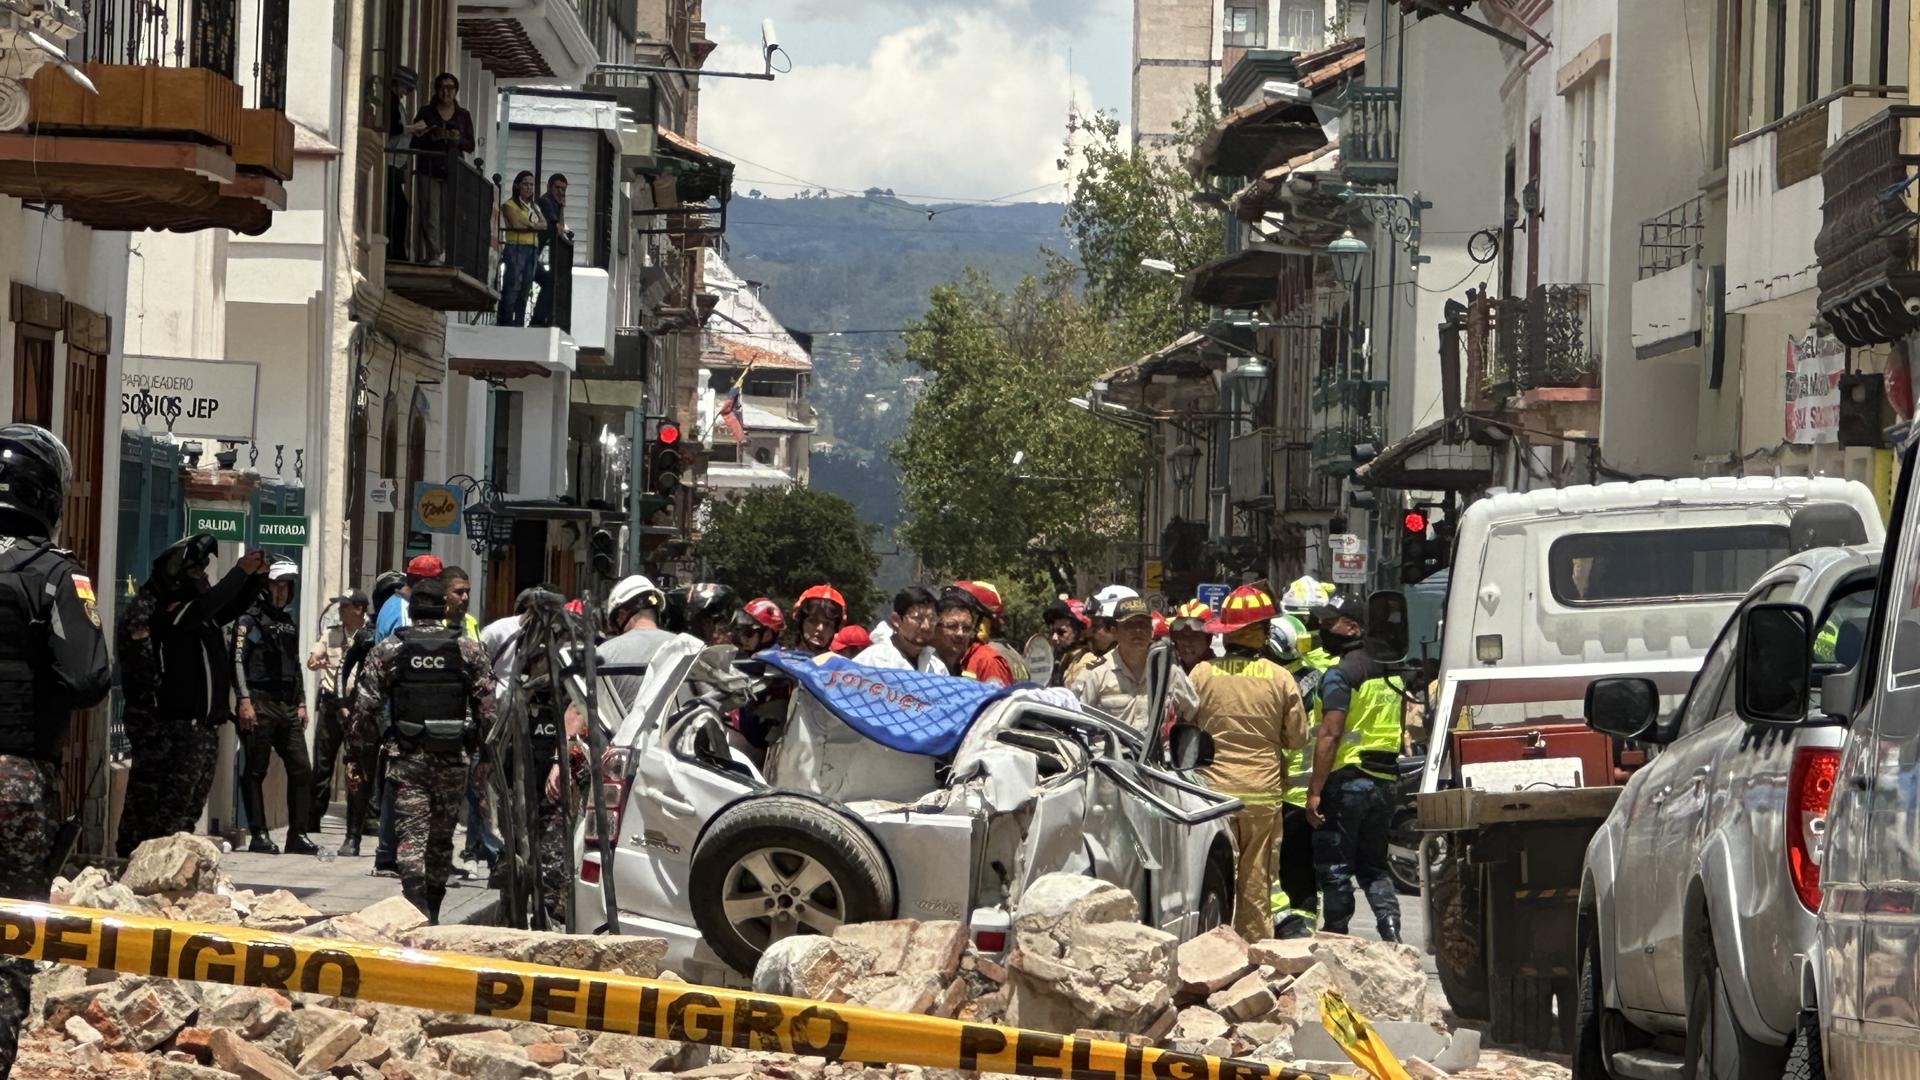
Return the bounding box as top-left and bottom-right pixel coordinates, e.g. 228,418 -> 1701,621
721,193 -> 1069,588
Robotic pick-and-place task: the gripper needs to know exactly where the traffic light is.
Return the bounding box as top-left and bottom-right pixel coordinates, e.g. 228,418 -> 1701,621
647,418 -> 681,446
1400,511 -> 1429,585
651,444 -> 683,495
1400,505 -> 1450,584
589,528 -> 618,578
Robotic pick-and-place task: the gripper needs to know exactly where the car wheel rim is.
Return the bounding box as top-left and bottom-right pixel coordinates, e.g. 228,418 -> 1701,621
720,847 -> 849,950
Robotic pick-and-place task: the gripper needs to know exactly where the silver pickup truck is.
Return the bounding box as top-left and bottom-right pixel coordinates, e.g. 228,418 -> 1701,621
1576,545 -> 1878,1080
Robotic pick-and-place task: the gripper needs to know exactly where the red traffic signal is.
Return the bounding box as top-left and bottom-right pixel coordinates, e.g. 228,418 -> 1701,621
1403,510 -> 1428,534
657,422 -> 681,446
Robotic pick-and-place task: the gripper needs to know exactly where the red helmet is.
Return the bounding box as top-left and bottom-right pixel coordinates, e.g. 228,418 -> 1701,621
954,580 -> 1006,629
1151,610 -> 1169,639
740,597 -> 785,633
1203,585 -> 1278,634
831,625 -> 872,654
796,584 -> 846,615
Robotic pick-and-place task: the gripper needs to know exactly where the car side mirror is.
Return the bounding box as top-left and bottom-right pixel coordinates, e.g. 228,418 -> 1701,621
1585,677 -> 1661,742
1820,668 -> 1858,723
1365,590 -> 1409,663
1167,724 -> 1216,771
1737,602 -> 1814,726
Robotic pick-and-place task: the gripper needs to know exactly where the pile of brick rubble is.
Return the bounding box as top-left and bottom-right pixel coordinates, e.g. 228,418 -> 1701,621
13,835 -> 1567,1080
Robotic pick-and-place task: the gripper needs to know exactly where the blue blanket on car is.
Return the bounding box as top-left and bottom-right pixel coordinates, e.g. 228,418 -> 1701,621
757,649 -> 1018,756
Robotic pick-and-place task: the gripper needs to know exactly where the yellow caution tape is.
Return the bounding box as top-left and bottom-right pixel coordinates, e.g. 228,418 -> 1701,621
0,900 -> 1387,1080
1318,990 -> 1410,1080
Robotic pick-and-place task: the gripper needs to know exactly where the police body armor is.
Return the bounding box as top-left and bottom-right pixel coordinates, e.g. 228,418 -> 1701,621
243,603 -> 301,699
389,626 -> 473,752
0,540 -> 60,760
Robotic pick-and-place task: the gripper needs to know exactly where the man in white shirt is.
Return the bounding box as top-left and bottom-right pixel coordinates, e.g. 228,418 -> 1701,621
854,586 -> 948,673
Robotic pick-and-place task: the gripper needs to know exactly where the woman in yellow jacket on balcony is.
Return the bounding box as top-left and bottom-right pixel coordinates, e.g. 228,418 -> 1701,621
497,171 -> 546,327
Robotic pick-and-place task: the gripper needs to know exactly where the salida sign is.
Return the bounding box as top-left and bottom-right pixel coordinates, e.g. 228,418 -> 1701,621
121,356 -> 260,442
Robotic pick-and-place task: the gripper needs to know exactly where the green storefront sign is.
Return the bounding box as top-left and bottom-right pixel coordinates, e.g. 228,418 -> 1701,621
256,514 -> 309,545
186,507 -> 247,542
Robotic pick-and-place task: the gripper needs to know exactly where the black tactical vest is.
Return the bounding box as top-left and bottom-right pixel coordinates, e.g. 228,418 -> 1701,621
0,541 -> 60,760
389,626 -> 472,751
242,602 -> 301,697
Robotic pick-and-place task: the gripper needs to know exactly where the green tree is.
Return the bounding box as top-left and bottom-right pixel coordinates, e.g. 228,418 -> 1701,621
698,487 -> 882,621
1058,97 -> 1220,358
893,264 -> 1145,586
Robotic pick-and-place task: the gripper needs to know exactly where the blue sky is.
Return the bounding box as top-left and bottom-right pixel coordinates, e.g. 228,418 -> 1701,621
700,0 -> 1132,203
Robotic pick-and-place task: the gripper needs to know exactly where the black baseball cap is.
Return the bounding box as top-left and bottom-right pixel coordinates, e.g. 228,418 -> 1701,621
332,589 -> 370,609
1310,593 -> 1366,630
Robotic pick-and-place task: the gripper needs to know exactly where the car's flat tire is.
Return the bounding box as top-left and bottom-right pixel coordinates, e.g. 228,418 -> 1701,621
688,795 -> 895,976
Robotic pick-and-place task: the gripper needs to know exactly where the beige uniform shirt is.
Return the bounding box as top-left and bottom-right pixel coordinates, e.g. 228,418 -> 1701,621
1070,652 -> 1199,737
1189,653 -> 1308,803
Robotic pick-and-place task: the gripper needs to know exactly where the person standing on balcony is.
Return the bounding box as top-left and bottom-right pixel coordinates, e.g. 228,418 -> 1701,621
405,72 -> 475,265
497,172 -> 546,327
531,174 -> 572,328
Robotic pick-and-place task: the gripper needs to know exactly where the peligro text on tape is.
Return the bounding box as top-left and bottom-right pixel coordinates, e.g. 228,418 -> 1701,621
0,900 -> 1375,1080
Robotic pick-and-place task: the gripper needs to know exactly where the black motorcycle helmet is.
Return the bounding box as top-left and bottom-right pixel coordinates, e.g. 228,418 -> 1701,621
660,585 -> 692,634
0,423 -> 71,534
684,583 -> 739,643
150,533 -> 220,597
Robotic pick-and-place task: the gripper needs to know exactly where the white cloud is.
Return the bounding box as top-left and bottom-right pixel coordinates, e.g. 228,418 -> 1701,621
699,11 -> 1093,201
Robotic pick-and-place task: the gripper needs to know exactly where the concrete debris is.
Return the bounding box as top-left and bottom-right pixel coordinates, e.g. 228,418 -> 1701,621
1174,926 -> 1256,1000
119,833 -> 225,897
25,844 -> 1564,1080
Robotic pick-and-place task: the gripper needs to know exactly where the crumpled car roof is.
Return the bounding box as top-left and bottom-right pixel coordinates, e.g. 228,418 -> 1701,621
757,648 -> 1018,756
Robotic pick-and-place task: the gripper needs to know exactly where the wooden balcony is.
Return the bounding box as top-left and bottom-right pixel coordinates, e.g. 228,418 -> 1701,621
0,0 -> 293,235
0,64 -> 287,235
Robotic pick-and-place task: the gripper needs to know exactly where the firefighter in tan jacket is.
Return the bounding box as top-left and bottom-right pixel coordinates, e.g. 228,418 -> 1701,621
1188,584 -> 1309,943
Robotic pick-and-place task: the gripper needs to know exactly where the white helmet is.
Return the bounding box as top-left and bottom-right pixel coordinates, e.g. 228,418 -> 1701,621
267,558 -> 300,582
1092,584 -> 1140,618
607,574 -> 664,616
1280,575 -> 1329,613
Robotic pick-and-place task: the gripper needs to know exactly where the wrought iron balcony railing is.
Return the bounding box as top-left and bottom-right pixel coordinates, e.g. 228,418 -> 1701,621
1343,85 -> 1400,184
1481,284 -> 1602,400
1638,195 -> 1705,280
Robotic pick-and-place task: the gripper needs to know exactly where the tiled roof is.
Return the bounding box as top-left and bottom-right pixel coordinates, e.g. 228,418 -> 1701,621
709,337 -> 812,371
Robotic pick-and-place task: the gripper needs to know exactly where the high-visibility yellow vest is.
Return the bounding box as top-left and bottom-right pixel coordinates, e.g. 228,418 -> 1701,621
1281,649 -> 1337,808
1333,674 -> 1405,781
1814,621 -> 1839,664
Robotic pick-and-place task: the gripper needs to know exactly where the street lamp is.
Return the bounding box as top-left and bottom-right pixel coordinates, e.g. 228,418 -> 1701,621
1229,359 -> 1272,415
1329,229 -> 1369,287
1168,443 -> 1203,494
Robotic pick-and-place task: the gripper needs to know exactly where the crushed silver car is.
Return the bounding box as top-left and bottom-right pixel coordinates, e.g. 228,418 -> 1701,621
572,637 -> 1240,984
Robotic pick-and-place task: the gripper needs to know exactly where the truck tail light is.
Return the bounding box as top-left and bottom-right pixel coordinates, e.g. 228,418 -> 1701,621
581,856 -> 601,884
1787,746 -> 1840,912
584,748 -> 630,852
973,929 -> 1007,953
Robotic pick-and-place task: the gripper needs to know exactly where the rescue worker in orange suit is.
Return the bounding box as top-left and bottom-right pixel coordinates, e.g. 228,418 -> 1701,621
1188,584 -> 1309,943
953,580 -> 1029,682
935,585 -> 1014,686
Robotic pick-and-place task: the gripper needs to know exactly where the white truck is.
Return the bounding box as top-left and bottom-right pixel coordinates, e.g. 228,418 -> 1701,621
1415,477 -> 1883,1051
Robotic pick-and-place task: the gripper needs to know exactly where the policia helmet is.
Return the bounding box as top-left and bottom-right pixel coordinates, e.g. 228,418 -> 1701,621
0,423 -> 72,533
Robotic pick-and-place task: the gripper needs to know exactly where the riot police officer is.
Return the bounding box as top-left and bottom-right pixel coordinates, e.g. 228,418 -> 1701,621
233,558 -> 318,854
349,578 -> 495,922
116,534 -> 266,858
0,424 -> 111,1077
